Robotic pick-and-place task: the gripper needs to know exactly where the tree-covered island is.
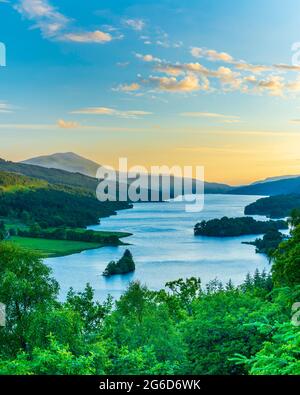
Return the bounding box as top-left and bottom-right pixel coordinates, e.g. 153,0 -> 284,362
103,249 -> 135,276
194,216 -> 288,237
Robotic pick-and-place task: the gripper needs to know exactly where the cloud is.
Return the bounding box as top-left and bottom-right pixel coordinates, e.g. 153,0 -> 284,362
116,83 -> 141,92
15,0 -> 70,38
147,74 -> 207,92
57,119 -> 79,129
191,47 -> 234,63
180,112 -> 240,122
0,102 -> 13,113
136,53 -> 162,63
123,18 -> 145,31
127,47 -> 300,97
274,64 -> 300,71
235,62 -> 272,74
71,106 -> 152,118
61,30 -> 112,43
15,0 -> 116,43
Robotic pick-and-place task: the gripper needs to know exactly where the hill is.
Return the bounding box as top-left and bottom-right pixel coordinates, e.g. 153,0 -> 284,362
20,152 -> 234,195
22,152 -> 100,177
0,170 -> 130,228
244,194 -> 300,218
231,176 -> 300,196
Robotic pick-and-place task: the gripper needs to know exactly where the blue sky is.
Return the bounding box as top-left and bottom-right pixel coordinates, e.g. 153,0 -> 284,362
1,0 -> 300,184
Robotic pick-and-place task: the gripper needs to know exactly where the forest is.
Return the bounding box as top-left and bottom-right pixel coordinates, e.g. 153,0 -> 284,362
0,212 -> 299,374
194,216 -> 288,237
245,194 -> 300,218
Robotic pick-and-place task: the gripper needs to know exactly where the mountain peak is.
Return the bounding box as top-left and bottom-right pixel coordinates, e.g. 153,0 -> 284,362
21,152 -> 101,177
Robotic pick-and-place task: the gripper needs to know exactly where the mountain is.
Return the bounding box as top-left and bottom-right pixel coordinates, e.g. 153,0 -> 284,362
231,176 -> 300,196
251,174 -> 300,184
22,152 -> 100,177
21,152 -> 233,194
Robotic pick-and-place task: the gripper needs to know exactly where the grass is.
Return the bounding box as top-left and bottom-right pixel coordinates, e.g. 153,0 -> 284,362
10,236 -> 107,257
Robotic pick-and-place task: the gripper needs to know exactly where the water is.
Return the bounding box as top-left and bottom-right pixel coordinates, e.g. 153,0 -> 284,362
45,194 -> 269,301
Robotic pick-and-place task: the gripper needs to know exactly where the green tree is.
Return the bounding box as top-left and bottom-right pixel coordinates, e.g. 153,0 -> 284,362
0,243 -> 59,352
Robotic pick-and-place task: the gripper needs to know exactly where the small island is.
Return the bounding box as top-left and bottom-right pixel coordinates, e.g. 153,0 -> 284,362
194,216 -> 288,237
103,249 -> 135,276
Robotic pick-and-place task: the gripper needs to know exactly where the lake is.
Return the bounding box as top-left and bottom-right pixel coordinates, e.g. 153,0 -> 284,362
45,194 -> 269,301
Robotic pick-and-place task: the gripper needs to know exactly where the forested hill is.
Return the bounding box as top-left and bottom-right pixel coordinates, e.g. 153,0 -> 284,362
0,158 -> 98,194
0,171 -> 48,190
0,170 -> 131,228
245,194 -> 300,218
231,176 -> 300,196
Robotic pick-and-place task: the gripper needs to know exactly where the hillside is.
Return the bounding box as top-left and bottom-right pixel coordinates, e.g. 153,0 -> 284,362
22,152 -> 100,177
231,176 -> 300,196
0,171 -> 48,191
244,194 -> 300,218
0,170 -> 130,228
20,152 -> 234,195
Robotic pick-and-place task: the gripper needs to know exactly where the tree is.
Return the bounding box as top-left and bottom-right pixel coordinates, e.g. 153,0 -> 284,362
0,243 -> 59,352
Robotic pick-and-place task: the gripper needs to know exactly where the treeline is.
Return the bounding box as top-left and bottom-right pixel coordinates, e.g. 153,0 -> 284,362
0,187 -> 130,228
0,237 -> 299,375
18,224 -> 121,245
244,194 -> 300,218
0,171 -> 48,190
243,230 -> 285,257
0,159 -> 99,193
194,216 -> 288,237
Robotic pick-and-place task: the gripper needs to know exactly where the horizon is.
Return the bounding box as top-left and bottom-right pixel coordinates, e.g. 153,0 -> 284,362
1,1 -> 300,184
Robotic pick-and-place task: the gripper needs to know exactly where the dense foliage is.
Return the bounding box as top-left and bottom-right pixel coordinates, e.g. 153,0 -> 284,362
18,225 -> 122,246
244,230 -> 285,257
103,249 -> 135,276
0,187 -> 129,228
194,216 -> 287,237
244,194 -> 300,218
0,222 -> 299,374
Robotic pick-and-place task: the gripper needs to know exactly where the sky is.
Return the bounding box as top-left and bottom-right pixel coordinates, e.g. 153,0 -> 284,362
1,0 -> 300,185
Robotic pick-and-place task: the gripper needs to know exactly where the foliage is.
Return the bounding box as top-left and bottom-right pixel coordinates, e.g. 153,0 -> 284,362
244,230 -> 285,257
103,249 -> 135,276
0,224 -> 300,375
244,194 -> 300,218
194,216 -> 287,237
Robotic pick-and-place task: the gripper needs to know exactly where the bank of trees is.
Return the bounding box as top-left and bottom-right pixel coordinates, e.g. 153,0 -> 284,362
0,223 -> 299,374
194,216 -> 287,237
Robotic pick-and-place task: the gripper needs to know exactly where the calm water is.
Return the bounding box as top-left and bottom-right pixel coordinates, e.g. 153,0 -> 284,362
45,194 -> 269,301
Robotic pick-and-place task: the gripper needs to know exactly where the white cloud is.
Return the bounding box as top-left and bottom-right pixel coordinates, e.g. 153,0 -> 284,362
191,47 -> 234,63
180,112 -> 240,123
15,0 -> 116,43
61,30 -> 112,43
147,74 -> 207,92
116,83 -> 141,92
124,18 -> 145,31
15,0 -> 70,38
57,119 -> 79,129
180,112 -> 239,120
0,102 -> 14,113
71,106 -> 152,118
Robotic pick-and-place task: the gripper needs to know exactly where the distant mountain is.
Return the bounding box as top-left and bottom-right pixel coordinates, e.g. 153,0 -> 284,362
22,152 -> 101,177
21,152 -> 233,194
251,174 -> 300,185
231,176 -> 300,196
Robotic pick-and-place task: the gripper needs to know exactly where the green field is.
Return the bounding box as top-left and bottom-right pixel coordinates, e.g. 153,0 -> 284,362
10,236 -> 107,257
